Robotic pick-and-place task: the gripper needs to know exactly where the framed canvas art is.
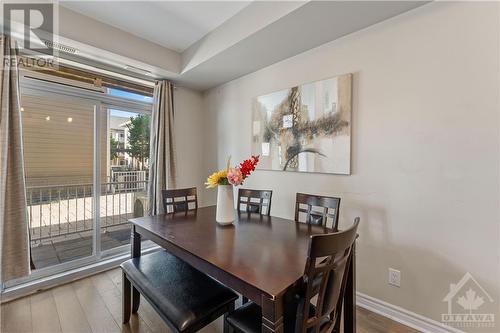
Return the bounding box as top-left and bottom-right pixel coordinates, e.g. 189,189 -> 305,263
251,73 -> 352,174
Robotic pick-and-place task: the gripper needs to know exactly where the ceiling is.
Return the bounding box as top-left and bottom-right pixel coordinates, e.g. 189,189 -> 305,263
60,1 -> 251,52
54,1 -> 429,90
178,1 -> 429,90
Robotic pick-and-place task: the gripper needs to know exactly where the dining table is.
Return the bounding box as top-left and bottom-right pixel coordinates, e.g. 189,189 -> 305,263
128,205 -> 357,333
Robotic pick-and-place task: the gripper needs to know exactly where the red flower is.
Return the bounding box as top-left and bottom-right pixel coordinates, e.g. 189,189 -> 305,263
240,155 -> 259,179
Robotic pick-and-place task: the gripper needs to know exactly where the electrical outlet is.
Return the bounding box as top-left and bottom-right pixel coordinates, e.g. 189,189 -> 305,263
388,268 -> 401,287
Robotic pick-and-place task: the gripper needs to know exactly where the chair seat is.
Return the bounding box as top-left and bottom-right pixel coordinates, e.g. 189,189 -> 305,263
225,301 -> 330,333
121,251 -> 238,332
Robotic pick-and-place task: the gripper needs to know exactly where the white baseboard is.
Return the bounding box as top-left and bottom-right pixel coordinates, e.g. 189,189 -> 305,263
356,292 -> 465,333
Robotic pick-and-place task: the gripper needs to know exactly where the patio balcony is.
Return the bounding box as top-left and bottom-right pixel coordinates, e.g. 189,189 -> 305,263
27,177 -> 148,269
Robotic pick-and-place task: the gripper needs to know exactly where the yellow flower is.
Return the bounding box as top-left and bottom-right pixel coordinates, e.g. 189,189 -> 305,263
205,170 -> 228,188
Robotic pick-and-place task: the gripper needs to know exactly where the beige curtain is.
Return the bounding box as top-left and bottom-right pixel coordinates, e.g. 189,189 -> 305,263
148,80 -> 176,215
0,35 -> 30,283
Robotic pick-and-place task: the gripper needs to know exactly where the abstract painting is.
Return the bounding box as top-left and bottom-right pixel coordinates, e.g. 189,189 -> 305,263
251,73 -> 352,174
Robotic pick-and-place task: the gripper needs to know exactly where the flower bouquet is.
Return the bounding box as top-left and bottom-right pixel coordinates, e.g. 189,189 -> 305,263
206,155 -> 259,224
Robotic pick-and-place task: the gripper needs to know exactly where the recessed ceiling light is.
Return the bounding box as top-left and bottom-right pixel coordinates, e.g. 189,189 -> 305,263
67,117 -> 73,123
20,107 -> 24,112
45,116 -> 50,121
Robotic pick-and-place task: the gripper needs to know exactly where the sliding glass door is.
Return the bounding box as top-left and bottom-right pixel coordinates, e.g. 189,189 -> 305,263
100,106 -> 151,255
22,94 -> 102,269
14,75 -> 153,280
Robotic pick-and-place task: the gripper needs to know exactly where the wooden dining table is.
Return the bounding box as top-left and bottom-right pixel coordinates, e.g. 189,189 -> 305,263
128,206 -> 356,333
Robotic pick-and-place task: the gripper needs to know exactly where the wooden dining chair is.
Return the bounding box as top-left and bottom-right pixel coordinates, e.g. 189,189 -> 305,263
294,193 -> 341,230
224,217 -> 360,333
237,189 -> 273,216
237,188 -> 272,304
162,187 -> 198,213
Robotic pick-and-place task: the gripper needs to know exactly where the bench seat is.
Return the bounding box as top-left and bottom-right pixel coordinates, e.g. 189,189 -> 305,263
121,250 -> 238,333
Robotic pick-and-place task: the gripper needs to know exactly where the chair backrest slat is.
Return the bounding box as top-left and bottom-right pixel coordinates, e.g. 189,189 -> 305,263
162,187 -> 198,213
295,217 -> 360,333
294,193 -> 341,230
237,188 -> 273,216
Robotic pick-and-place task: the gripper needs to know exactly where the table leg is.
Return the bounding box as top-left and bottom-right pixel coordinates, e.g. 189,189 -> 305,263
131,226 -> 141,313
344,241 -> 357,333
261,294 -> 284,333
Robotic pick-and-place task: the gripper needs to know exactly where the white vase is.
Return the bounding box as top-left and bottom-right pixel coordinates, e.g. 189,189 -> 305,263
216,185 -> 235,225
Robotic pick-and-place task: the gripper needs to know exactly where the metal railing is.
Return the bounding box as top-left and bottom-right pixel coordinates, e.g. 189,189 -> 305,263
109,170 -> 148,192
27,179 -> 148,245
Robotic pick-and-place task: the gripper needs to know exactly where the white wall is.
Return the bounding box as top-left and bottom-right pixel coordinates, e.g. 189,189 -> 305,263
202,2 -> 500,330
173,87 -> 210,206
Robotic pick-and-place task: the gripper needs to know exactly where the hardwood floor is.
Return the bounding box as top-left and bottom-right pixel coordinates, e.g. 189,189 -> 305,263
1,268 -> 421,333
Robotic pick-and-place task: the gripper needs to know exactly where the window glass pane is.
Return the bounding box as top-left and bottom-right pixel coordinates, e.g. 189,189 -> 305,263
107,88 -> 153,103
102,109 -> 150,253
21,94 -> 101,269
18,70 -> 153,278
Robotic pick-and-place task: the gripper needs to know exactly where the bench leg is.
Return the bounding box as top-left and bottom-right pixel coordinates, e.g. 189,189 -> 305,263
223,302 -> 235,333
122,272 -> 131,324
132,286 -> 140,313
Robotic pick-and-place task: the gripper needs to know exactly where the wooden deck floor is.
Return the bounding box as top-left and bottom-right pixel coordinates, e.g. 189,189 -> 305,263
31,225 -> 132,269
28,193 -> 137,229
0,268 -> 421,333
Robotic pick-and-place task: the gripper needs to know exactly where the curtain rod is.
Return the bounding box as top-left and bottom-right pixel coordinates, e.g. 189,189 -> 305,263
20,53 -> 179,91
55,57 -> 179,89
57,57 -> 156,87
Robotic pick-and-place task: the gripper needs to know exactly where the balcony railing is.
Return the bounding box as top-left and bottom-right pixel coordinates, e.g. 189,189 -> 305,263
27,179 -> 148,246
110,170 -> 148,183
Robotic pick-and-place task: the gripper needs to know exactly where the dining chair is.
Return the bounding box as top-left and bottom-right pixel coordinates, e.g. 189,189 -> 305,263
162,187 -> 198,213
237,188 -> 273,216
122,186 -> 238,332
237,188 -> 273,304
224,217 -> 360,333
294,193 -> 341,230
